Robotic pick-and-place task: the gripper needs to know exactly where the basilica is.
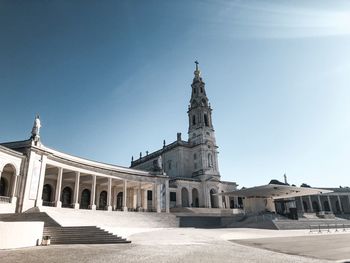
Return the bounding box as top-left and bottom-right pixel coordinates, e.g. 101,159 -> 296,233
131,62 -> 237,209
0,62 -> 349,224
0,62 -> 236,216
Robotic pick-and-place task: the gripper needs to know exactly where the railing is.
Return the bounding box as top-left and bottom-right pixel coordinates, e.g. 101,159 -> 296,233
0,196 -> 11,203
309,223 -> 350,233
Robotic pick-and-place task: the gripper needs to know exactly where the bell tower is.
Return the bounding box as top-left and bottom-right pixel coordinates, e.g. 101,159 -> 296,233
187,61 -> 220,179
188,61 -> 216,146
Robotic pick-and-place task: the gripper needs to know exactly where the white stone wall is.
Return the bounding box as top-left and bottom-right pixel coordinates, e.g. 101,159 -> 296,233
0,221 -> 44,249
20,152 -> 46,212
0,203 -> 16,213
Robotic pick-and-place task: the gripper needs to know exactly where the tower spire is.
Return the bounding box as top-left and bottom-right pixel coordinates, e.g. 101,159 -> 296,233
194,60 -> 201,79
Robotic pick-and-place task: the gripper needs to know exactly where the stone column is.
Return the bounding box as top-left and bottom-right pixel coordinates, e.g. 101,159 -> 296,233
165,180 -> 170,213
308,196 -> 314,212
73,171 -> 80,209
225,196 -> 229,209
152,184 -> 156,211
55,168 -> 63,208
234,196 -> 239,208
327,196 -> 332,212
136,183 -> 142,211
107,177 -> 112,211
176,187 -> 182,208
317,195 -> 322,211
91,175 -> 96,210
112,186 -> 117,210
132,188 -> 137,210
122,180 -> 128,212
188,186 -> 193,207
36,155 -> 47,207
10,175 -> 18,204
0,170 -> 2,187
218,190 -> 223,209
337,195 -> 343,213
142,189 -> 148,210
300,197 -> 304,212
156,183 -> 161,213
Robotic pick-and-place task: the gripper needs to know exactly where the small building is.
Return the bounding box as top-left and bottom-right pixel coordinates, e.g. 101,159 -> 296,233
221,183 -> 350,218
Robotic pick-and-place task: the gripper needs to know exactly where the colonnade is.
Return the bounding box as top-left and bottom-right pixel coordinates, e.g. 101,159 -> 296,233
299,194 -> 350,214
39,165 -> 169,213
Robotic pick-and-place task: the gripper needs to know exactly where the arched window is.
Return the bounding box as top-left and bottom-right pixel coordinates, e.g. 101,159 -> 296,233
181,188 -> 189,207
208,153 -> 213,167
116,192 -> 123,210
193,87 -> 197,94
0,177 -> 7,196
42,184 -> 52,203
204,114 -> 209,126
192,188 -> 199,207
61,187 -> 72,207
192,115 -> 196,125
80,189 -> 91,209
99,191 -> 107,209
210,189 -> 218,208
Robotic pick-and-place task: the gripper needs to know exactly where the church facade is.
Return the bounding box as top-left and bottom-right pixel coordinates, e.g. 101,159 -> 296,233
130,62 -> 237,209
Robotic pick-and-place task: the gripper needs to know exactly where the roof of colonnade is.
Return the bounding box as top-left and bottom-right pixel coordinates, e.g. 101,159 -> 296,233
1,139 -> 167,180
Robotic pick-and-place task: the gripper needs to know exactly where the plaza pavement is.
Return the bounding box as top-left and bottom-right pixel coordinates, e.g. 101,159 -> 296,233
0,228 -> 349,262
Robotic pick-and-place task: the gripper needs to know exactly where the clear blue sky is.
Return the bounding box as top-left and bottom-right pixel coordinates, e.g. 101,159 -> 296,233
1,1 -> 350,188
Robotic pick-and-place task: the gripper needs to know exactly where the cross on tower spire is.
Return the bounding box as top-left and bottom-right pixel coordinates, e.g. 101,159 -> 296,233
194,60 -> 201,79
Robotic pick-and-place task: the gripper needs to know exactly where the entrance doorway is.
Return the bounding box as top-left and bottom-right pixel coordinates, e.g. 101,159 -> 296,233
42,184 -> 52,205
0,178 -> 7,196
181,188 -> 189,207
61,187 -> 72,207
80,189 -> 91,209
210,189 -> 218,208
116,192 -> 123,210
99,191 -> 107,210
192,188 -> 199,207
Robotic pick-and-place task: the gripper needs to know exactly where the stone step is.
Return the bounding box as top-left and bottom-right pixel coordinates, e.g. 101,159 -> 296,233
49,237 -> 125,242
42,223 -> 130,244
51,240 -> 130,244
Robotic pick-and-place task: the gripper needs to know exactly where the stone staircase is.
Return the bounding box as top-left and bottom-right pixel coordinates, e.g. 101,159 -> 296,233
43,226 -> 130,244
0,212 -> 130,244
